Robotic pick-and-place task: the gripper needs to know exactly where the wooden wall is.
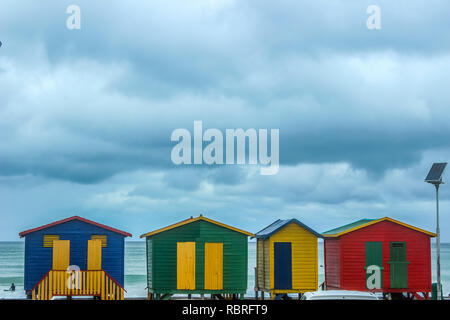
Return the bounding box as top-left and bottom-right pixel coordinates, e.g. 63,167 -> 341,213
24,220 -> 126,292
269,223 -> 318,292
146,220 -> 248,294
337,220 -> 432,291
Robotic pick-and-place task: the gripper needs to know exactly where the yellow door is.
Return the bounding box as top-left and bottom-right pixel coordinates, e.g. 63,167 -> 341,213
52,240 -> 70,270
204,243 -> 223,290
177,242 -> 196,290
87,239 -> 102,270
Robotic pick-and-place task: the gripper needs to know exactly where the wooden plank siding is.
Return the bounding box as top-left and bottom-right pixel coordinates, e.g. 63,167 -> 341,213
146,219 -> 248,294
23,219 -> 126,293
87,240 -> 102,270
146,238 -> 153,289
269,223 -> 318,292
324,238 -> 340,289
256,238 -> 271,291
204,243 -> 223,290
256,239 -> 264,289
177,242 -> 196,289
52,240 -> 70,270
326,220 -> 432,293
263,239 -> 270,289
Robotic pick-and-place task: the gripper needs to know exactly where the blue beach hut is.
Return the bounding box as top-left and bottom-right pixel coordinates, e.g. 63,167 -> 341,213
19,216 -> 132,300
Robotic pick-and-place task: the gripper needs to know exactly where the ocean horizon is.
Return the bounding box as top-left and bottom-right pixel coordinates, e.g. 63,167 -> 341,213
1,241 -> 449,299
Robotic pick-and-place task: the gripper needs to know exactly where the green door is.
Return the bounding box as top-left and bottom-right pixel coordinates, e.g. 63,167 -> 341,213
365,242 -> 383,289
388,242 -> 409,288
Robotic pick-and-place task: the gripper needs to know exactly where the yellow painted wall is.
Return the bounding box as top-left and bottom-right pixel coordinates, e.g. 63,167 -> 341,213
269,223 -> 318,292
52,240 -> 70,270
91,235 -> 107,247
204,243 -> 223,290
177,242 -> 196,290
43,235 -> 59,247
87,239 -> 102,270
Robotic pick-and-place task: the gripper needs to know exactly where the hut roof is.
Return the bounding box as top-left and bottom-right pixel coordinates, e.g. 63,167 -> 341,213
19,216 -> 132,238
253,219 -> 323,239
322,217 -> 436,238
140,215 -> 254,238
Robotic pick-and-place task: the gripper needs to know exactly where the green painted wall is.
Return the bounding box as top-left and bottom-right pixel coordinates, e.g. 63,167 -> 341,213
147,238 -> 153,288
146,220 -> 249,294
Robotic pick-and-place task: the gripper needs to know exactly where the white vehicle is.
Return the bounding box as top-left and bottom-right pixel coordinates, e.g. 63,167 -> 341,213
301,290 -> 378,300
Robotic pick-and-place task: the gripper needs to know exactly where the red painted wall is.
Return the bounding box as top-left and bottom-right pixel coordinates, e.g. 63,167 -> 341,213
325,220 -> 432,292
324,238 -> 340,289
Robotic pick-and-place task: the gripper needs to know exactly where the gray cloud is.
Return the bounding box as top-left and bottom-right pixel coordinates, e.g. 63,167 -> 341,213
1,1 -> 449,240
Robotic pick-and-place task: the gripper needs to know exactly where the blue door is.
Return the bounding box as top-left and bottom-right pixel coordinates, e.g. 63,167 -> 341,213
274,242 -> 292,289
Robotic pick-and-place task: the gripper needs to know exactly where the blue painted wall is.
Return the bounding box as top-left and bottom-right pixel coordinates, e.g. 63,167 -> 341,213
23,220 -> 126,293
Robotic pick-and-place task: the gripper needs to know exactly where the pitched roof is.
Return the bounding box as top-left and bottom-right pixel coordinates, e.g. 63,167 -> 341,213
254,219 -> 323,239
322,218 -> 376,236
19,216 -> 132,238
140,215 -> 254,238
322,217 -> 436,238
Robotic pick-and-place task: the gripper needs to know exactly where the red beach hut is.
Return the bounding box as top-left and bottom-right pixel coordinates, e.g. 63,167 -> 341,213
322,217 -> 436,299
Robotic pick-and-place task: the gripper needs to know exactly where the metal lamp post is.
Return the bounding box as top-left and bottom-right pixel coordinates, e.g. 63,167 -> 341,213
425,162 -> 447,300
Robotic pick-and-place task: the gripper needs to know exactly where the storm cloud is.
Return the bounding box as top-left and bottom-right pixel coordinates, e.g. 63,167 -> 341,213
1,0 -> 449,239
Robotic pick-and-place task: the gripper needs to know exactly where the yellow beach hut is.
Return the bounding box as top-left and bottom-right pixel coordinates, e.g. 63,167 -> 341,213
254,219 -> 323,299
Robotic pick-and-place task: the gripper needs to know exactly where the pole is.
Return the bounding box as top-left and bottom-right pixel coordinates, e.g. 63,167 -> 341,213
435,184 -> 441,300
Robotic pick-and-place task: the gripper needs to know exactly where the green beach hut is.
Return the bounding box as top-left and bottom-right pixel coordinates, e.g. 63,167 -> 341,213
140,214 -> 254,300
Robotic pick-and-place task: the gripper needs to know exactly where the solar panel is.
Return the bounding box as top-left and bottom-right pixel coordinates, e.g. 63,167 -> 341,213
425,163 -> 447,183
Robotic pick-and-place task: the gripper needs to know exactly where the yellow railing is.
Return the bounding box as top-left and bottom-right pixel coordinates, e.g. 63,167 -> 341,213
31,270 -> 125,300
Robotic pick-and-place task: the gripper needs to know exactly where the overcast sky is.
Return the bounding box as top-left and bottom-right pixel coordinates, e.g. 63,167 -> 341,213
1,0 -> 450,240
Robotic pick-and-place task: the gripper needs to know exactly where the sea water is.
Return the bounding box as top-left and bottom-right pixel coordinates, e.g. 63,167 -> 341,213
1,241 -> 449,299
